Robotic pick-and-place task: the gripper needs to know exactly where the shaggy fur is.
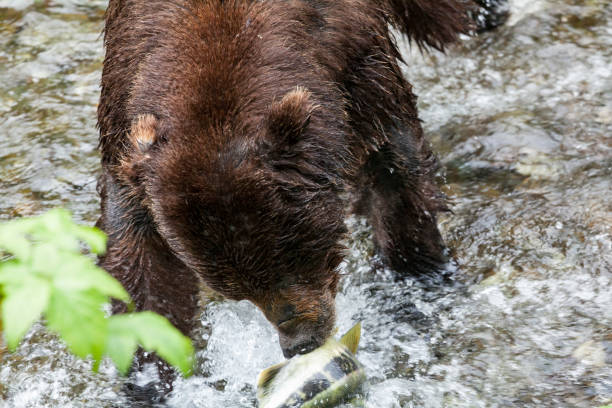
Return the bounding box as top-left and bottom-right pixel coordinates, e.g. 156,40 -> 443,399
96,0 -> 507,402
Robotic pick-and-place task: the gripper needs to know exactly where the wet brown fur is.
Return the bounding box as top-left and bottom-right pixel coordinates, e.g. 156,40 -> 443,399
96,0 -> 493,399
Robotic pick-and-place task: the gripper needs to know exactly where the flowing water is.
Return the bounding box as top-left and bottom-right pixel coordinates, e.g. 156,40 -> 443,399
0,0 -> 610,407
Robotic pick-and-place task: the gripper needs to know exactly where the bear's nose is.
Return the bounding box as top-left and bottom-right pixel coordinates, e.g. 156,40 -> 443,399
280,335 -> 320,358
276,315 -> 324,358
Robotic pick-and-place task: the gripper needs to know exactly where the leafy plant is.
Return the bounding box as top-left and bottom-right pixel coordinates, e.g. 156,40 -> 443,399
0,208 -> 194,376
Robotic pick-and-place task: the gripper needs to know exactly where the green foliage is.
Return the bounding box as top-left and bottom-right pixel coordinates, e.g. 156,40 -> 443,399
107,312 -> 195,376
0,208 -> 194,376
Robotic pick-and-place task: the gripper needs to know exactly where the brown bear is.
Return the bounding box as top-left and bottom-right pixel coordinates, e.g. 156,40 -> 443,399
96,0 -> 507,401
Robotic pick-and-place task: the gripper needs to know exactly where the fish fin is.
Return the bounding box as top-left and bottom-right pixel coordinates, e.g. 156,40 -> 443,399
257,361 -> 287,391
340,322 -> 361,354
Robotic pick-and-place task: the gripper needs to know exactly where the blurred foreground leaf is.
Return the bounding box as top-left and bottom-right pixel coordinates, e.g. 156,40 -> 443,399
108,312 -> 194,376
1,274 -> 49,350
0,209 -> 194,377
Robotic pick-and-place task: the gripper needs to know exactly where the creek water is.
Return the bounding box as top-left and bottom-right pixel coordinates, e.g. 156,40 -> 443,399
0,0 -> 610,407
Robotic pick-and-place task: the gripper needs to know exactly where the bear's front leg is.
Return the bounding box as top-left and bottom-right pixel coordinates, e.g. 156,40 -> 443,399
97,171 -> 199,404
355,141 -> 449,275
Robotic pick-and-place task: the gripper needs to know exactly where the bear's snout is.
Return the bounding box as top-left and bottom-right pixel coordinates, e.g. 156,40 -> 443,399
277,320 -> 327,358
273,305 -> 335,358
279,332 -> 320,358
260,285 -> 337,359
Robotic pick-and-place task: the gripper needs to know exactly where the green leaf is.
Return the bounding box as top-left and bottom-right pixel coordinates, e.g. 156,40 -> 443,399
0,223 -> 31,261
107,312 -> 194,377
51,253 -> 129,301
0,209 -> 193,379
1,276 -> 50,350
0,261 -> 31,286
33,209 -> 80,253
29,243 -> 62,277
46,289 -> 108,368
106,318 -> 139,375
71,225 -> 107,256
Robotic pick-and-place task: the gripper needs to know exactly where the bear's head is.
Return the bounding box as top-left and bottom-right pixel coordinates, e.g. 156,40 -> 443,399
122,88 -> 349,357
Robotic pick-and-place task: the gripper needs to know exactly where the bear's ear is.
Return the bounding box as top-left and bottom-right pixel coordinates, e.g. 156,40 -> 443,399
116,114 -> 159,199
128,114 -> 158,152
266,87 -> 317,145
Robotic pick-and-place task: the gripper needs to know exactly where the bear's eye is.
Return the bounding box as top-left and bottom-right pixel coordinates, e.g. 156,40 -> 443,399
276,304 -> 297,328
277,317 -> 299,333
